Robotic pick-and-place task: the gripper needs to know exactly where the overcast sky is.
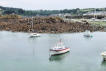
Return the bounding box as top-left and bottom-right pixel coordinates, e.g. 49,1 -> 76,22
0,0 -> 106,10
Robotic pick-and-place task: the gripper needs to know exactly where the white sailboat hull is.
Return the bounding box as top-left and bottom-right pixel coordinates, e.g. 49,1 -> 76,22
50,48 -> 70,55
83,30 -> 92,37
30,33 -> 40,37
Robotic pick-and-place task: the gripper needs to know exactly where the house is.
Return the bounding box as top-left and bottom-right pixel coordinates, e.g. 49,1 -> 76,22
83,11 -> 106,16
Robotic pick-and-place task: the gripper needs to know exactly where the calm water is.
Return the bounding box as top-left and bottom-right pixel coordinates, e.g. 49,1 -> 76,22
0,31 -> 106,71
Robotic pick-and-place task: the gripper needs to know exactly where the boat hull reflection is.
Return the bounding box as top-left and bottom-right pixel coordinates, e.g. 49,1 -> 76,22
49,52 -> 70,62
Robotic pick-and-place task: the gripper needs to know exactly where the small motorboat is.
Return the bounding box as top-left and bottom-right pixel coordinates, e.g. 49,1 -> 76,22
101,51 -> 106,61
83,30 -> 92,37
30,33 -> 40,37
50,40 -> 70,56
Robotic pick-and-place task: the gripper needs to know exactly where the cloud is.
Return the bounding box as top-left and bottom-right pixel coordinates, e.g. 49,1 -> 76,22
0,1 -> 9,6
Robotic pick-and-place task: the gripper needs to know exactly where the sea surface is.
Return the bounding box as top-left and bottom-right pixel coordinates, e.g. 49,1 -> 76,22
0,31 -> 106,71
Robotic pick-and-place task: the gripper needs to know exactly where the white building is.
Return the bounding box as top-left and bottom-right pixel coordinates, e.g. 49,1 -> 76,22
83,11 -> 106,16
50,13 -> 72,17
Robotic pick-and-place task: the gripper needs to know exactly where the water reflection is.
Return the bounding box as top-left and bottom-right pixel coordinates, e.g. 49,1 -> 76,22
83,36 -> 93,40
49,52 -> 70,62
101,60 -> 106,66
28,36 -> 39,56
29,36 -> 38,39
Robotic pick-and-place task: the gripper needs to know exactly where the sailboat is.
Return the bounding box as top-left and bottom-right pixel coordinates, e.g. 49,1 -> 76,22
83,30 -> 92,37
50,40 -> 70,56
30,17 -> 40,37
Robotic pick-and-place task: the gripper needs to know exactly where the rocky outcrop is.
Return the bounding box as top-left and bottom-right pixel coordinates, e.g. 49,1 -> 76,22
0,16 -> 104,33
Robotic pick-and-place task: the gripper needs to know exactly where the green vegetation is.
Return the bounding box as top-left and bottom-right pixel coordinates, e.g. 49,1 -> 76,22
0,8 -> 2,15
0,14 -> 22,19
89,21 -> 106,26
71,19 -> 106,26
0,6 -> 106,16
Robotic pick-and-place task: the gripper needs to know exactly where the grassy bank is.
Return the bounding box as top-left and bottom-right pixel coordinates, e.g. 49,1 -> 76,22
69,19 -> 106,26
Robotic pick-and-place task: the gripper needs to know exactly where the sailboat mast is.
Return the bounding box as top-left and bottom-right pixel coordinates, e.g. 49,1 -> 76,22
32,17 -> 34,32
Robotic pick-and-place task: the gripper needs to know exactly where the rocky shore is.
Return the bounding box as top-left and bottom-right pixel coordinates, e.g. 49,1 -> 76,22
0,16 -> 104,33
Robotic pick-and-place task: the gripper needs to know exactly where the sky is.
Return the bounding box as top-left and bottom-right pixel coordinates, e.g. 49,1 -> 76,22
0,0 -> 106,10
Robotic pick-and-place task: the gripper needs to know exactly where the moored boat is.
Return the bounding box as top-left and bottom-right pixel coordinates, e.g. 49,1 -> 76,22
30,17 -> 40,37
83,30 -> 92,37
30,33 -> 40,37
101,51 -> 106,61
50,40 -> 70,56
